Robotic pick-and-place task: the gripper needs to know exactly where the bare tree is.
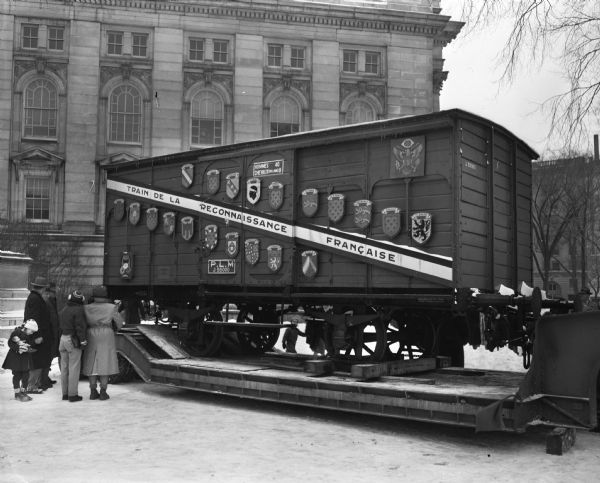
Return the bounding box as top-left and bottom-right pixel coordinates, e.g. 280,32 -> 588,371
455,1 -> 600,150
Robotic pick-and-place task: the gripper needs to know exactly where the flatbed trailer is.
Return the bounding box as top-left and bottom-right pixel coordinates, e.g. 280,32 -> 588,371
115,312 -> 600,437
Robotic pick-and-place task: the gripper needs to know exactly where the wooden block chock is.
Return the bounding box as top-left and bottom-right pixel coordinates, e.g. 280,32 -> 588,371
436,356 -> 452,368
546,427 -> 576,455
304,359 -> 334,376
351,363 -> 386,381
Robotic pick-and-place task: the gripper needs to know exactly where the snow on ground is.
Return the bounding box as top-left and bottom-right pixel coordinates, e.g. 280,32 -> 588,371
1,336 -> 598,483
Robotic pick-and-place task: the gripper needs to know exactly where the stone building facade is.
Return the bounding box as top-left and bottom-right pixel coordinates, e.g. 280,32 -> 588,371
0,0 -> 462,290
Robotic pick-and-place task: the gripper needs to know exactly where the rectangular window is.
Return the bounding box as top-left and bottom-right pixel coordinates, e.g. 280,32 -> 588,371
290,46 -> 305,69
189,38 -> 204,61
48,27 -> 64,51
23,24 -> 39,49
365,51 -> 380,74
267,44 -> 283,67
343,50 -> 358,73
25,177 -> 50,221
191,119 -> 223,145
213,40 -> 228,63
107,31 -> 123,55
132,33 -> 148,57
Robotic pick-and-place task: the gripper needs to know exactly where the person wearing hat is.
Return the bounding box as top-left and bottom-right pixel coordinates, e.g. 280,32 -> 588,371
2,319 -> 41,401
81,285 -> 125,400
23,276 -> 54,394
281,317 -> 305,354
58,290 -> 88,402
578,287 -> 597,312
42,281 -> 61,388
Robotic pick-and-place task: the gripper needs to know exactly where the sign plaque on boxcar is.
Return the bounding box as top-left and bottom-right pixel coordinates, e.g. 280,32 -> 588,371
180,216 -> 194,241
390,136 -> 425,178
206,169 -> 220,195
328,193 -> 345,223
245,239 -> 260,266
226,172 -> 240,199
128,202 -> 141,225
411,212 -> 432,245
252,159 -> 284,177
225,232 -> 239,258
208,259 -> 236,275
302,188 -> 318,217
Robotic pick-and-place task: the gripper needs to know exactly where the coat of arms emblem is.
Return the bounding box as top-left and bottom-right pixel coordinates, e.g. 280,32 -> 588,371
225,232 -> 239,258
382,207 -> 401,239
226,172 -> 240,199
245,238 -> 260,266
301,188 -> 318,217
204,224 -> 218,251
268,182 -> 284,210
267,245 -> 283,273
181,163 -> 194,188
327,194 -> 345,223
301,250 -> 318,279
390,137 -> 425,179
411,212 -> 432,245
207,169 -> 220,195
113,199 -> 125,221
353,200 -> 372,229
146,207 -> 158,231
163,212 -> 175,236
247,178 -> 261,205
181,216 -> 194,241
119,251 -> 133,280
128,202 -> 141,226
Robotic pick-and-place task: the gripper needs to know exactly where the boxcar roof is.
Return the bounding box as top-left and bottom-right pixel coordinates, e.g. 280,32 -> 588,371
105,108 -> 539,173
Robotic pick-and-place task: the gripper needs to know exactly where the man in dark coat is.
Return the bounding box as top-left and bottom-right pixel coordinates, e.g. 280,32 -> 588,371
24,276 -> 53,394
42,281 -> 60,388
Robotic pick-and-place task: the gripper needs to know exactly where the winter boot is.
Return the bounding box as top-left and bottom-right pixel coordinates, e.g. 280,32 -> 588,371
14,389 -> 20,401
90,387 -> 100,400
69,395 -> 83,402
19,389 -> 32,402
99,388 -> 110,400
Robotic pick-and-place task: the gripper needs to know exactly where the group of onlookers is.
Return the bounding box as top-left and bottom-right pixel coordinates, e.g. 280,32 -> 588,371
2,277 -> 125,402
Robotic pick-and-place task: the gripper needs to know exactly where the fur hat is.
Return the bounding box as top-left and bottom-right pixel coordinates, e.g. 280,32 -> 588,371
24,319 -> 38,332
30,276 -> 49,289
92,285 -> 109,299
68,290 -> 85,305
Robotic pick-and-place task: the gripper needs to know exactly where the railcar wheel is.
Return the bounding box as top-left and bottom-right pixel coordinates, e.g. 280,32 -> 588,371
334,319 -> 387,362
386,314 -> 436,360
179,311 -> 224,357
237,306 -> 280,354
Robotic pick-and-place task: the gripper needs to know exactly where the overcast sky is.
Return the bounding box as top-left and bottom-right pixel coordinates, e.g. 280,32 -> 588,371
439,8 -> 599,159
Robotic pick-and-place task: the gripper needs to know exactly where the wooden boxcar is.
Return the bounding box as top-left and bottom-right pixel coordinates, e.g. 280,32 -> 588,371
103,109 -> 539,365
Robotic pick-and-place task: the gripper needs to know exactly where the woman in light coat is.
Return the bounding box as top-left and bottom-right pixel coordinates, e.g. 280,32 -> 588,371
82,285 -> 125,400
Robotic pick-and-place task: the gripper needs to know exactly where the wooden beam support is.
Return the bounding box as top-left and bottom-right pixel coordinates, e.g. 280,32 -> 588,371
546,427 -> 576,455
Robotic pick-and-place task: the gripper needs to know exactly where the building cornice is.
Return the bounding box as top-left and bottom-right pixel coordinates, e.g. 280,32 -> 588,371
5,0 -> 462,40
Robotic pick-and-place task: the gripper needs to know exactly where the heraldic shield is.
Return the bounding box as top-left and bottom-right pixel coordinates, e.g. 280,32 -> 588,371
225,232 -> 239,258
207,169 -> 220,195
328,193 -> 345,223
181,163 -> 194,188
204,224 -> 218,251
146,207 -> 158,231
353,200 -> 372,229
390,136 -> 425,179
301,188 -> 318,217
119,251 -> 133,280
226,172 -> 240,199
411,212 -> 432,245
268,181 -> 284,210
247,178 -> 261,205
180,216 -> 194,241
129,202 -> 141,226
113,198 -> 125,221
267,245 -> 282,273
163,212 -> 175,236
245,238 -> 260,266
382,207 -> 401,238
301,250 -> 318,279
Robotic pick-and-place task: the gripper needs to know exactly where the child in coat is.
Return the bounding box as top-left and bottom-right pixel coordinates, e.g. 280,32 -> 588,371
2,319 -> 40,401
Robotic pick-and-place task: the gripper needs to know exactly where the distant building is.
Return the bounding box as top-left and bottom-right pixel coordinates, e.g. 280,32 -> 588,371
0,0 -> 462,289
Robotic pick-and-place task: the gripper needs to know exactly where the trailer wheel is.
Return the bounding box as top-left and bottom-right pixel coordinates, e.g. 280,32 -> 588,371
237,306 -> 280,354
109,354 -> 137,384
181,311 -> 224,357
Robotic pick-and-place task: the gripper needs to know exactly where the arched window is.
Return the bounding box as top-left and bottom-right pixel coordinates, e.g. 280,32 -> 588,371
191,91 -> 223,146
270,96 -> 300,137
109,85 -> 141,143
344,100 -> 375,125
24,79 -> 58,138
